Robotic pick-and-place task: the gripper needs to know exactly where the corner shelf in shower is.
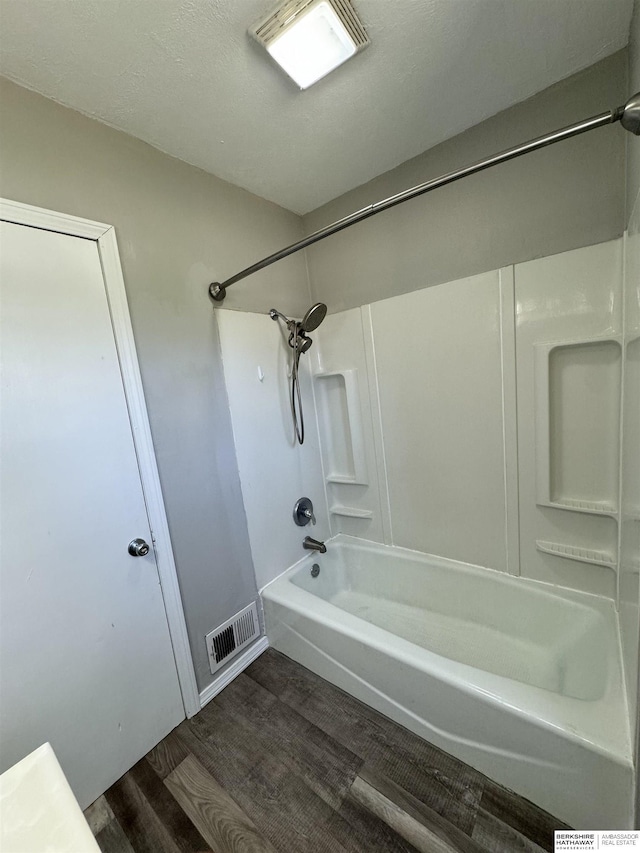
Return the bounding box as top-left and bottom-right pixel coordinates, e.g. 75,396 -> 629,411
535,540 -> 616,569
314,369 -> 368,486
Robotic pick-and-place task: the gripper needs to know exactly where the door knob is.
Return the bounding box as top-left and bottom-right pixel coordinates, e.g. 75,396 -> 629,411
128,538 -> 150,557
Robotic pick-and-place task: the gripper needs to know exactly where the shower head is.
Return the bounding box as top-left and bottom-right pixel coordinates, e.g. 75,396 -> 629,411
301,303 -> 327,333
270,303 -> 327,334
269,303 -> 328,446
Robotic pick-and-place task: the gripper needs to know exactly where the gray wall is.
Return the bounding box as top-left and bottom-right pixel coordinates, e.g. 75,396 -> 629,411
303,52 -> 627,312
0,77 -> 310,692
630,0 -> 640,221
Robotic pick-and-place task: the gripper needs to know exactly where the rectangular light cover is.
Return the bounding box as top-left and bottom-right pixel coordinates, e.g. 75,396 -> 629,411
254,0 -> 368,90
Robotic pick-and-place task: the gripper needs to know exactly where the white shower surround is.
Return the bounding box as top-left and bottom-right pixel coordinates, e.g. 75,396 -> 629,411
218,240 -> 636,827
262,535 -> 633,829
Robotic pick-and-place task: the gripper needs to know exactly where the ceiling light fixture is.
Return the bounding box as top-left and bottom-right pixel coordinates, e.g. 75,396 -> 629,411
250,0 -> 369,90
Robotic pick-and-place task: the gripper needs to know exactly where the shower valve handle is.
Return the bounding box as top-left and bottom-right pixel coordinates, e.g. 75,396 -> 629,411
294,497 -> 316,527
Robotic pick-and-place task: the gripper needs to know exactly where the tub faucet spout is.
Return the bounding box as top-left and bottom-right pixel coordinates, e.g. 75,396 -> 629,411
303,536 -> 326,554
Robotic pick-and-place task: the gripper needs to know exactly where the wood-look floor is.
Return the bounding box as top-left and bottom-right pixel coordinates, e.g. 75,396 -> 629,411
86,649 -> 571,853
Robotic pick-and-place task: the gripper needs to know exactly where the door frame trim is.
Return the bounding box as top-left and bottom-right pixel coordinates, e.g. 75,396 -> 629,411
1,198 -> 200,718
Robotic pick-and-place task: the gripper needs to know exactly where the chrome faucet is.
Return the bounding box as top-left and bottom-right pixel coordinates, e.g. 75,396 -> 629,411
303,536 -> 326,554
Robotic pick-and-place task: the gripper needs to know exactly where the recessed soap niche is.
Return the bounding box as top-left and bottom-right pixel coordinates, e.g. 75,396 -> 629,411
534,336 -> 621,570
315,369 -> 368,485
314,369 -> 372,528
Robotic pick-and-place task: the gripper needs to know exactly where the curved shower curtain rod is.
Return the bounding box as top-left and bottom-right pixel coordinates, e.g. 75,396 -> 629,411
209,92 -> 640,303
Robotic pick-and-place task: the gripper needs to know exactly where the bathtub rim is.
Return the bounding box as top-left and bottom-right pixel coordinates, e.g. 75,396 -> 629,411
261,534 -> 632,767
263,534 -> 623,615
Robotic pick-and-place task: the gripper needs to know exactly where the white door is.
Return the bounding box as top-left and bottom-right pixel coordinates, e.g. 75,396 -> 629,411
0,219 -> 185,808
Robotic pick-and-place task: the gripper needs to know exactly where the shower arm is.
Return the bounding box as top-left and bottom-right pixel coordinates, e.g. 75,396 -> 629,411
209,92 -> 640,303
269,307 -> 294,326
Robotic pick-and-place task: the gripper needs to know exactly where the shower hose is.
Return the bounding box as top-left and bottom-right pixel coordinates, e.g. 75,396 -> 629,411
290,325 -> 305,445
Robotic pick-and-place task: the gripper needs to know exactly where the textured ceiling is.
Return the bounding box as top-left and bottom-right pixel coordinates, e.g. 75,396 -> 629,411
0,0 -> 634,214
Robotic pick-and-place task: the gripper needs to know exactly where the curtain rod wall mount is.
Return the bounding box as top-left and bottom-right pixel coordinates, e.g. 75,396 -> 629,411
621,91 -> 640,134
208,91 -> 640,304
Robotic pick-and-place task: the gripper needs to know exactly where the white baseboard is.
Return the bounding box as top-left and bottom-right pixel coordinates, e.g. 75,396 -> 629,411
198,636 -> 269,709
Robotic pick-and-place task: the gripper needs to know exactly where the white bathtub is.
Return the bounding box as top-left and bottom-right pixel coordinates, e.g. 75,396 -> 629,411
261,536 -> 633,829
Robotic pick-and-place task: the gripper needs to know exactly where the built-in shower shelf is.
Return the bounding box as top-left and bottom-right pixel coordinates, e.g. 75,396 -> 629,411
534,336 -> 621,516
535,540 -> 616,568
540,498 -> 618,517
314,369 -> 368,486
329,504 -> 373,519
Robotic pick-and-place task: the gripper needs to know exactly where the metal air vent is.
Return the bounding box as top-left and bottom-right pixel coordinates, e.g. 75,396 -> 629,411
205,601 -> 260,675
